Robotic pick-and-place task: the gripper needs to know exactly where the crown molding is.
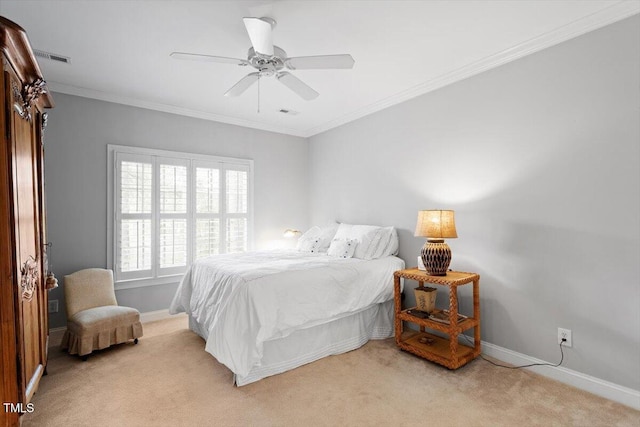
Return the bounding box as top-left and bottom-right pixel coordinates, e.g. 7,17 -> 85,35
47,82 -> 308,138
303,1 -> 640,138
47,2 -> 639,139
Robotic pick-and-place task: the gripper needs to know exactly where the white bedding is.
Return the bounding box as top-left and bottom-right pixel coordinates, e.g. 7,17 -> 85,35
169,250 -> 404,378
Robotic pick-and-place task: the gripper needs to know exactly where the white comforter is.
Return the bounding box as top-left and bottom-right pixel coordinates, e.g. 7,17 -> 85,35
169,250 -> 404,377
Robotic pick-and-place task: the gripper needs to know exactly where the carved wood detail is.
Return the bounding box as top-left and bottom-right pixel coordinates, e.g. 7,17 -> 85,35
24,78 -> 47,111
20,256 -> 39,302
11,78 -> 48,121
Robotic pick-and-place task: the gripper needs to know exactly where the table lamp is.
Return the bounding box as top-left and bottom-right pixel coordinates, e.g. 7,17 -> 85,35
415,210 -> 457,276
283,229 -> 301,238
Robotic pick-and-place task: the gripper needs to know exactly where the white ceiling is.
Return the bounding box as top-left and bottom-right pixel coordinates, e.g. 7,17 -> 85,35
0,1 -> 638,137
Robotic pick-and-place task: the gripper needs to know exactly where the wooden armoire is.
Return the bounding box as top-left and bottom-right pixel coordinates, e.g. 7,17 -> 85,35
0,16 -> 54,427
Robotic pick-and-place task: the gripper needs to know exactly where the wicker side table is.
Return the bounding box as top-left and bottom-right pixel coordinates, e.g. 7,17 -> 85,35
394,268 -> 480,369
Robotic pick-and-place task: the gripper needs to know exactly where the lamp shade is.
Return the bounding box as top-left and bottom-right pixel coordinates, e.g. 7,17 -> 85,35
283,229 -> 301,238
415,210 -> 458,239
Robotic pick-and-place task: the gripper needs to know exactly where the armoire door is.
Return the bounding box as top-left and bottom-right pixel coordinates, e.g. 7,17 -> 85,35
7,69 -> 46,403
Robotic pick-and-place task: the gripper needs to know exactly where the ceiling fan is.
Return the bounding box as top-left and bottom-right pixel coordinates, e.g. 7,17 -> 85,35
170,17 -> 355,100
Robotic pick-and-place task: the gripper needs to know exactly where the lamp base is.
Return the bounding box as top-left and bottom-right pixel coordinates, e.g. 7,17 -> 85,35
421,239 -> 451,276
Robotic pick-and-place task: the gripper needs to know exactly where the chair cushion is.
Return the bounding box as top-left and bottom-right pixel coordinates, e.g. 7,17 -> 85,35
62,305 -> 143,356
67,305 -> 140,334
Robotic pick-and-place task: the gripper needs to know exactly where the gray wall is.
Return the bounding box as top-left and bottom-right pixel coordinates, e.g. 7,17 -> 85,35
43,16 -> 639,391
44,93 -> 309,328
308,16 -> 640,390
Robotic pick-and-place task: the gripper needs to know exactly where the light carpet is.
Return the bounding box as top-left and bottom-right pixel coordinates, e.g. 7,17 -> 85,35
23,316 -> 640,426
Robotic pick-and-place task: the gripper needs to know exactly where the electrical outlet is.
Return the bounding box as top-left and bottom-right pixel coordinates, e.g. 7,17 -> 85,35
48,299 -> 58,313
558,328 -> 572,347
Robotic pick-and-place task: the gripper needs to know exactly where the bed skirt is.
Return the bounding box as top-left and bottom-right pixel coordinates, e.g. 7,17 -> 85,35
188,299 -> 394,386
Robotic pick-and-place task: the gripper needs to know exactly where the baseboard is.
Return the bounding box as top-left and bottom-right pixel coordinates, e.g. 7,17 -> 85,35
139,308 -> 184,323
478,339 -> 640,410
48,327 -> 66,348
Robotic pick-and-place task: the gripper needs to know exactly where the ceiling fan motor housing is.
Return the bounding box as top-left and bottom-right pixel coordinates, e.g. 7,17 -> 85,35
248,46 -> 286,77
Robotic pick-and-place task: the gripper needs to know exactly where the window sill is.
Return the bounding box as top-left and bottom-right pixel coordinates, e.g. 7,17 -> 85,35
115,274 -> 183,291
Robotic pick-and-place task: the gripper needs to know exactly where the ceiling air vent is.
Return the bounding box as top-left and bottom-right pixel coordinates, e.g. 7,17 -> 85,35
33,49 -> 71,64
278,109 -> 299,115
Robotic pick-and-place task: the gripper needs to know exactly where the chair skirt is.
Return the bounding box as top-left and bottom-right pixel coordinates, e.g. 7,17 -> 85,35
61,305 -> 143,356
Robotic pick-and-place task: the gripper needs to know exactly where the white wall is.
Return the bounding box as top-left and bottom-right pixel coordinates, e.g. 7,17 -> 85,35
308,16 -> 639,390
44,93 -> 309,328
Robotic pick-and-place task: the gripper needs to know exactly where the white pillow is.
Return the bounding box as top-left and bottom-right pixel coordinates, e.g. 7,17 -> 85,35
333,224 -> 399,260
296,226 -> 323,253
297,237 -> 322,253
332,224 -> 378,259
327,238 -> 357,258
386,228 -> 399,256
368,226 -> 399,259
296,224 -> 339,253
317,222 -> 339,252
363,227 -> 389,259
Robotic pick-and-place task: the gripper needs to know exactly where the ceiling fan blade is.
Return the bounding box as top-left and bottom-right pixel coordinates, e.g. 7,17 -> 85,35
243,17 -> 274,56
285,54 -> 355,70
170,52 -> 249,66
276,72 -> 319,100
224,72 -> 260,97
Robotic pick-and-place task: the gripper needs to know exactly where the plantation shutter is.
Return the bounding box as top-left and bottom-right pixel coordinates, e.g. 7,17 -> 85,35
111,145 -> 252,286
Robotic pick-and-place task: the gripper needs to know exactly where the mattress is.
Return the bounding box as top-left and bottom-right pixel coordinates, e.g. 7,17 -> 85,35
169,250 -> 404,379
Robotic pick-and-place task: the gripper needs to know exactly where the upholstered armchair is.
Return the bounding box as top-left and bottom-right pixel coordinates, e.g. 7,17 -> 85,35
61,268 -> 143,360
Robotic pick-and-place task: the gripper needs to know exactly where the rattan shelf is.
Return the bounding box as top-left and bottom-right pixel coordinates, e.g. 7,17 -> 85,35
398,308 -> 479,333
394,268 -> 481,369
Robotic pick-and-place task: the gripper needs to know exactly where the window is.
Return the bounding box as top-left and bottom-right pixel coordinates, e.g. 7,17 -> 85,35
108,145 -> 253,288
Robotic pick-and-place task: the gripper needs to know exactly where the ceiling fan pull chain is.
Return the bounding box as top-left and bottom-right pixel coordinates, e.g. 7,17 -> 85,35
257,77 -> 261,113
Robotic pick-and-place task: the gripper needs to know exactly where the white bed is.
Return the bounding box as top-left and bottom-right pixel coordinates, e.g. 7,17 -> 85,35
169,248 -> 404,385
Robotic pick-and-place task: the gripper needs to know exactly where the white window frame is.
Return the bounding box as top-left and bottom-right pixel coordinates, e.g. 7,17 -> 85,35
107,144 -> 254,290
156,156 -> 190,278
